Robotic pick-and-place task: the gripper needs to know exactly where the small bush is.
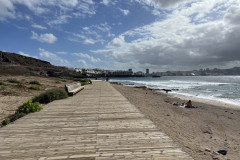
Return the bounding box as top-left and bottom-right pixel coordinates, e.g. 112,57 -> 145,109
60,77 -> 83,82
60,77 -> 75,81
81,79 -> 90,86
1,118 -> 10,126
24,73 -> 31,77
8,112 -> 27,122
8,79 -> 20,84
32,89 -> 68,104
29,80 -> 40,85
55,81 -> 61,84
15,84 -> 26,89
28,86 -> 40,90
17,100 -> 42,114
0,81 -> 6,86
81,81 -> 87,86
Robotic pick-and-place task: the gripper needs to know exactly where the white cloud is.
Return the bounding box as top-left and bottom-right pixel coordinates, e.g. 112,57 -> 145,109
73,52 -> 101,63
47,15 -> 71,26
14,25 -> 28,30
76,2 -> 96,17
76,59 -> 87,67
19,51 -> 38,59
135,0 -> 187,9
11,0 -> 79,15
101,0 -> 117,6
152,9 -> 161,16
11,0 -> 49,15
39,48 -> 69,65
18,51 -> 30,57
95,23 -> 111,32
31,24 -> 47,30
0,0 -> 15,21
102,0 -> 110,6
25,15 -> 31,21
56,51 -> 68,55
67,23 -> 113,44
31,31 -> 57,44
94,0 -> 240,71
119,8 -> 130,16
5,0 -> 97,25
84,39 -> 96,44
224,5 -> 240,25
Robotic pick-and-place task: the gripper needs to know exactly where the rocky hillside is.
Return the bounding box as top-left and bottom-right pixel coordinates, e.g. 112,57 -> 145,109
0,51 -> 51,67
0,51 -> 82,77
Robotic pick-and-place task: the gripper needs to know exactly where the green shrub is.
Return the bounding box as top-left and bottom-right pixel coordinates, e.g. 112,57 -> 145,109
29,80 -> 40,85
60,77 -> 75,81
17,100 -> 42,114
28,86 -> 40,90
0,81 -> 6,86
15,84 -> 26,89
74,78 -> 82,82
81,79 -> 90,86
24,73 -> 31,77
8,79 -> 20,84
55,81 -> 61,84
60,77 -> 83,82
1,118 -> 10,126
32,89 -> 68,104
81,81 -> 87,86
8,112 -> 27,122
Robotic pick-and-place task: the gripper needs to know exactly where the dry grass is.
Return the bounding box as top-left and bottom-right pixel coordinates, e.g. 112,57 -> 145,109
0,75 -> 74,122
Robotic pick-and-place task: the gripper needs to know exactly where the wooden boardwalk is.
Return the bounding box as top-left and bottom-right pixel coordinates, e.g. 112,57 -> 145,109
0,81 -> 193,160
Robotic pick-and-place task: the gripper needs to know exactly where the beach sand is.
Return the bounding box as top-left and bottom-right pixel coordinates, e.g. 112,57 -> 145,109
111,83 -> 240,160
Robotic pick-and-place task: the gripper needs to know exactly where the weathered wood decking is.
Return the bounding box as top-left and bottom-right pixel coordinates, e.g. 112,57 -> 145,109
0,81 -> 193,160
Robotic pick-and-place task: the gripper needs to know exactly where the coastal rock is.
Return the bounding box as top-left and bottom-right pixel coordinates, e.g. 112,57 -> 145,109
173,102 -> 179,106
110,82 -> 119,85
134,86 -> 147,89
201,126 -> 213,134
162,89 -> 172,93
217,150 -> 227,155
205,148 -> 211,152
213,151 -> 220,155
125,83 -> 134,86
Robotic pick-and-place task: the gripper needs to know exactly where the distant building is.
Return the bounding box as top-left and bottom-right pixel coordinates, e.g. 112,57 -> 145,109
107,70 -> 133,77
134,71 -> 145,76
146,68 -> 149,75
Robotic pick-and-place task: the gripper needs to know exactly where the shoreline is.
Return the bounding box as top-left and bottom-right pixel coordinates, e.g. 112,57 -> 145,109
117,81 -> 240,110
110,77 -> 240,110
111,82 -> 240,160
170,93 -> 240,110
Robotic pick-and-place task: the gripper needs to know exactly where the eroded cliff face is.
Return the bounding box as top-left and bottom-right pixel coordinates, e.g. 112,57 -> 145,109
0,51 -> 53,75
0,51 -> 51,67
0,51 -> 82,77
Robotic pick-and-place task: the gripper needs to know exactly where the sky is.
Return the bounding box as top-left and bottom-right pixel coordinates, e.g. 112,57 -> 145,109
1,0 -> 240,72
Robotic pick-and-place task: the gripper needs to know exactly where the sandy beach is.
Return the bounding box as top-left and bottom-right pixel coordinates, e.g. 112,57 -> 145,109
111,83 -> 240,160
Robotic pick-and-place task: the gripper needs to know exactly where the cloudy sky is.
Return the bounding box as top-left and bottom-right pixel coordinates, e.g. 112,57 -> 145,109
1,0 -> 240,72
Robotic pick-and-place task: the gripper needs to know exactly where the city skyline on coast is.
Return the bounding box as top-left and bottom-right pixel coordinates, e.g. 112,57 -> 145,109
1,0 -> 240,72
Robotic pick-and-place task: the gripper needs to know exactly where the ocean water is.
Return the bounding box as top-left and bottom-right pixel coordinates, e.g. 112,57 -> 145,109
109,76 -> 240,107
